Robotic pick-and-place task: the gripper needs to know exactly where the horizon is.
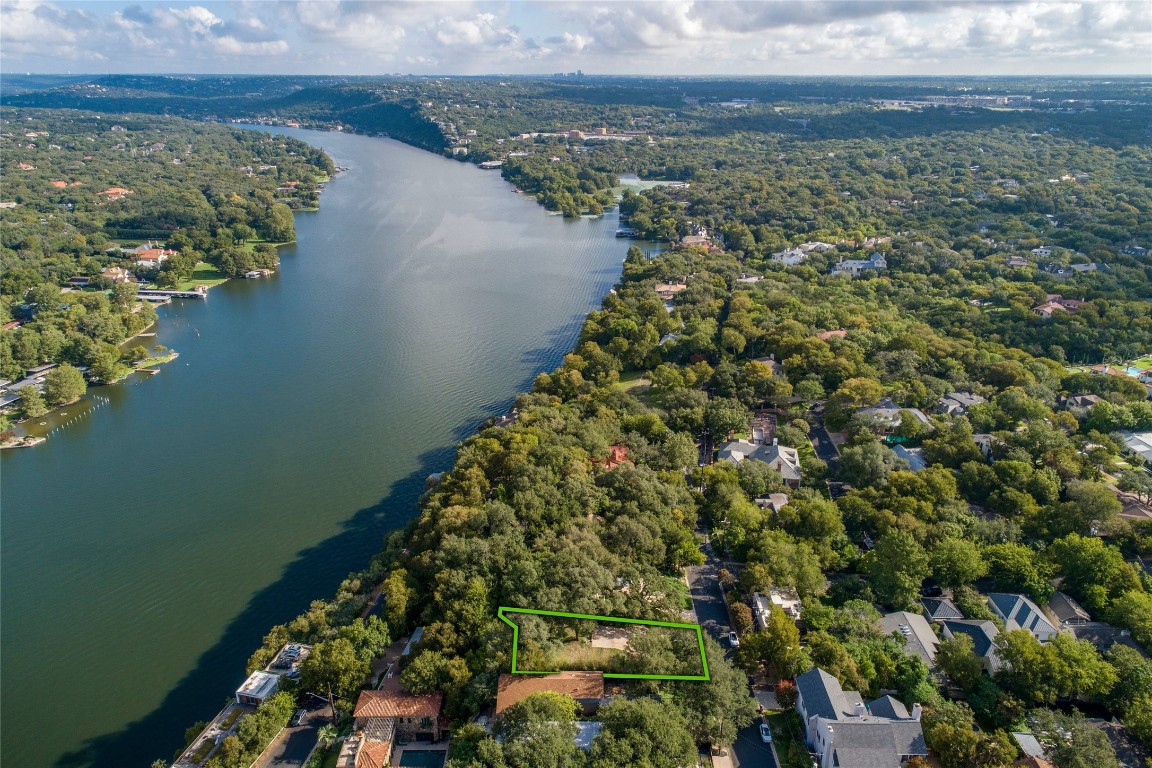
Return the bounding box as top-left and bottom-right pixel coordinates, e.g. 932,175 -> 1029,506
3,1 -> 1148,78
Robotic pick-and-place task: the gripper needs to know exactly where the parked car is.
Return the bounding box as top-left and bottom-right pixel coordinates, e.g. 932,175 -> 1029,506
290,709 -> 306,727
760,722 -> 773,743
728,631 -> 740,648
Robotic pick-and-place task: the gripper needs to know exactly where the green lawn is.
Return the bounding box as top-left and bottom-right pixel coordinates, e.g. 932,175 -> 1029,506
177,262 -> 230,291
763,710 -> 811,768
616,371 -> 651,391
132,352 -> 179,370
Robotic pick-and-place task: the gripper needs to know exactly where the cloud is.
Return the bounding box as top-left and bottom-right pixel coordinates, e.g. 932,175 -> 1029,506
0,0 -> 1146,75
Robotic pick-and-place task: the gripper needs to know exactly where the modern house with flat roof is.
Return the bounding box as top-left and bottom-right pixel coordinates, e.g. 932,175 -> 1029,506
235,670 -> 279,706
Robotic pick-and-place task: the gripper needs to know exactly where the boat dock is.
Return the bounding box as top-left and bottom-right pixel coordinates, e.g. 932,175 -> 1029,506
137,289 -> 208,300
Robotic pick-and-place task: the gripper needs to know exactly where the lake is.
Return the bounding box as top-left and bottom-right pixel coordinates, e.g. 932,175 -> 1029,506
0,128 -> 630,768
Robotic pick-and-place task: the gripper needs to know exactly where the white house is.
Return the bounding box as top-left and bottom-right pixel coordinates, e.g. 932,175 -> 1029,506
772,247 -> 808,266
831,252 -> 887,277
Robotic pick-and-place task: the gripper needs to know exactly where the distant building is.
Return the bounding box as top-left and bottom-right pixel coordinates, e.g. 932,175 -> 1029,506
753,589 -> 802,627
936,392 -> 985,417
831,252 -> 887,277
1005,255 -> 1031,268
772,247 -> 809,266
1031,246 -> 1055,258
855,398 -> 933,435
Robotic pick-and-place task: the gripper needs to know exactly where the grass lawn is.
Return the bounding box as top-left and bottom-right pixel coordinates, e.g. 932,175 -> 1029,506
763,710 -> 811,768
219,707 -> 245,730
186,737 -> 217,764
616,371 -> 651,392
177,262 -> 230,291
132,352 -> 179,370
1129,356 -> 1152,370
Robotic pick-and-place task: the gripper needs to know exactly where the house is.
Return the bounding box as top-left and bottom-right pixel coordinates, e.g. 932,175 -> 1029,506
816,329 -> 848,341
97,187 -> 134,201
1044,591 -> 1091,628
654,282 -> 688,300
135,248 -> 175,267
354,678 -> 444,743
1046,265 -> 1076,279
495,671 -> 605,716
891,445 -> 927,472
50,180 -> 68,188
772,247 -> 809,266
1119,432 -> 1152,464
717,439 -> 802,487
1123,246 -> 1147,257
1058,394 -> 1103,409
880,611 -> 939,668
754,493 -> 790,514
752,357 -> 784,376
753,589 -> 802,627
736,273 -> 762,283
831,252 -> 887,277
749,409 -> 778,443
1005,255 -> 1031,268
1070,262 -> 1103,273
940,620 -> 1001,674
1031,246 -> 1055,258
1033,301 -> 1066,319
936,392 -> 985,417
600,444 -> 630,470
795,668 -> 927,768
987,593 -> 1059,642
921,597 -> 964,622
855,398 -> 933,435
1071,622 -> 1146,656
67,276 -> 91,287
101,267 -> 135,284
680,234 -> 711,248
235,670 -> 279,706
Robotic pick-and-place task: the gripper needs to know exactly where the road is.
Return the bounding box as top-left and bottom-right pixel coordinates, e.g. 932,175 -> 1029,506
251,697 -> 331,768
731,720 -> 779,768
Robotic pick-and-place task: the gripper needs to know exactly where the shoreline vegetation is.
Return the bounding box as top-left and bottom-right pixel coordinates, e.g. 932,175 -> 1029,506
0,108 -> 335,443
4,75 -> 1152,768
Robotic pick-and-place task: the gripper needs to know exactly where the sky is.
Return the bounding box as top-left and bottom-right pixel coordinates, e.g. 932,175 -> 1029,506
1,0 -> 1149,77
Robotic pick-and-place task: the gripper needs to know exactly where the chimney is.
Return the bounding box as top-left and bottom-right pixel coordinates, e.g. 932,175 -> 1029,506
911,703 -> 922,721
772,438 -> 778,446
854,702 -> 866,717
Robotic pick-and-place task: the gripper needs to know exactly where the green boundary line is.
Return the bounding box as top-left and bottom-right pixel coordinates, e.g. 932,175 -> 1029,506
497,606 -> 710,681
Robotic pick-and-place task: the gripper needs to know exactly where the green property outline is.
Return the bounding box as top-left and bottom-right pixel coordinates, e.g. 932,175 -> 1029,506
497,606 -> 710,681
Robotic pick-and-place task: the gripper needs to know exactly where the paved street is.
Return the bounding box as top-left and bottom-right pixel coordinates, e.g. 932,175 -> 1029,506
687,533 -> 733,645
731,720 -> 779,768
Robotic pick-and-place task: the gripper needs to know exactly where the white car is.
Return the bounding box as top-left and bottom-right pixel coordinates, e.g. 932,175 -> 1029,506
728,631 -> 740,648
760,723 -> 773,743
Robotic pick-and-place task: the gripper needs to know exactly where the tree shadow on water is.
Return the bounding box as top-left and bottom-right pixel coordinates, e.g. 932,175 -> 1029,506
54,442 -> 459,768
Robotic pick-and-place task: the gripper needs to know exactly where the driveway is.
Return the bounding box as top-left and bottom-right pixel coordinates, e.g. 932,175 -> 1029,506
251,698 -> 331,768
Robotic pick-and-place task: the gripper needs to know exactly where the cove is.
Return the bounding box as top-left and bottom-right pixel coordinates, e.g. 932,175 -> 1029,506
0,128 -> 631,768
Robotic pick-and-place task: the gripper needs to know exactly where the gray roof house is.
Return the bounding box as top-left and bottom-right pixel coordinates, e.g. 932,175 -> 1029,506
936,392 -> 985,417
987,593 -> 1058,643
1045,591 -> 1091,628
891,445 -> 927,472
921,597 -> 964,622
717,439 -> 802,487
855,398 -> 933,434
795,668 -> 928,768
1071,623 -> 1147,656
880,611 -> 939,668
940,620 -> 1001,674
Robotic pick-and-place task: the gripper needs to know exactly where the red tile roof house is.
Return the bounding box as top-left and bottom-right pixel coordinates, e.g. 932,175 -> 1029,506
134,248 -> 176,267
495,671 -> 606,717
349,679 -> 444,766
600,444 -> 631,470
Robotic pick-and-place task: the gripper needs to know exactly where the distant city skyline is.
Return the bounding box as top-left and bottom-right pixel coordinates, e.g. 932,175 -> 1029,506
2,0 -> 1148,77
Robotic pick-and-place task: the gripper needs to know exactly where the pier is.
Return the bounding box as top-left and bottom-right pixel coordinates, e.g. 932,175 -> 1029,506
137,289 -> 208,300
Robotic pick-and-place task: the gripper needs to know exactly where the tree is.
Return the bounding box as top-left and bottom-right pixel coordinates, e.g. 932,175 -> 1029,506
42,363 -> 86,406
936,634 -> 984,691
984,543 -> 1054,603
838,441 -> 901,488
862,530 -> 930,610
922,700 -> 1016,768
737,604 -> 805,678
18,386 -> 47,419
671,636 -> 758,747
704,397 -> 750,439
929,538 -> 987,589
381,569 -> 414,633
1106,644 -> 1152,716
299,637 -> 369,702
1119,470 -> 1152,504
589,697 -> 697,768
1029,708 -> 1120,768
264,202 -> 296,242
